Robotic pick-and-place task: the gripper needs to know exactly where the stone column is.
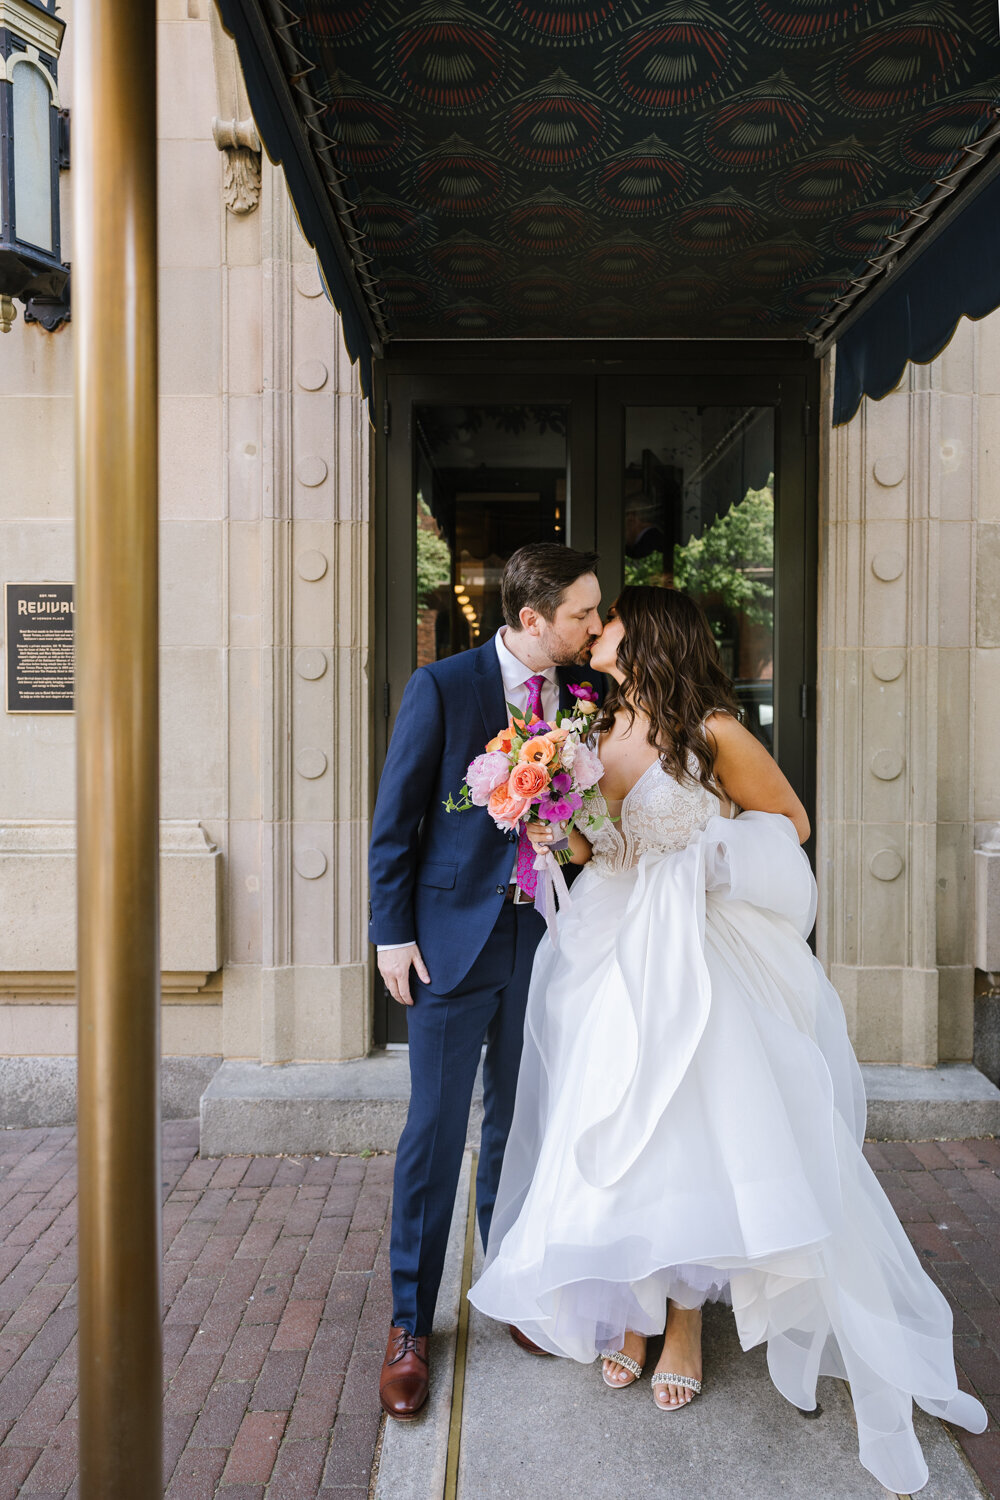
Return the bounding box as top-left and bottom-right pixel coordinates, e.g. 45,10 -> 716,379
819,319 -> 981,1065
973,315 -> 1000,1079
222,157 -> 371,1064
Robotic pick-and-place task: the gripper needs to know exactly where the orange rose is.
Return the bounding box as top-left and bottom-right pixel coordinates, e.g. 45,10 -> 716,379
488,783 -> 529,830
508,762 -> 550,800
546,724 -> 570,744
519,734 -> 556,766
486,714 -> 541,754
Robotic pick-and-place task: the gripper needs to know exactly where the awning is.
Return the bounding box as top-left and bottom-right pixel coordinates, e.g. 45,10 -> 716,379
216,2 -> 1000,410
830,158 -> 1000,423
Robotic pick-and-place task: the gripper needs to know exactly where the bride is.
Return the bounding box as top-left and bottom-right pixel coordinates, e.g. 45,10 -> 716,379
468,586 -> 986,1495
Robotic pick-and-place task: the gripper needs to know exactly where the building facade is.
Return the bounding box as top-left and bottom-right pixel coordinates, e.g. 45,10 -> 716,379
1,2 -> 998,1116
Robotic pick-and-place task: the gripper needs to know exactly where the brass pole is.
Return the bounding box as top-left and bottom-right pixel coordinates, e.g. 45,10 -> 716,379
73,0 -> 162,1495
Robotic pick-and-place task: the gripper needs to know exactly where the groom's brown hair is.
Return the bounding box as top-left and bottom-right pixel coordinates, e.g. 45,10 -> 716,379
501,543 -> 600,629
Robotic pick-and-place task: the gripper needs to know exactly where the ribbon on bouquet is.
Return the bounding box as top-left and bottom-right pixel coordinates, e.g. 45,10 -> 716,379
532,848 -> 573,944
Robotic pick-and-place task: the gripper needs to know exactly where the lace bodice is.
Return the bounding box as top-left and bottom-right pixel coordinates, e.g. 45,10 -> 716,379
586,758 -> 726,876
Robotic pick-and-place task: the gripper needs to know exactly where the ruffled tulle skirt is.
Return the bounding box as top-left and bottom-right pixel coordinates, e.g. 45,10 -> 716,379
468,812 -> 986,1495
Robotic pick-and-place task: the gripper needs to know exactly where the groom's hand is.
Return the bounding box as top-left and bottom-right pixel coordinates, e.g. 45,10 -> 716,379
378,944 -> 430,1007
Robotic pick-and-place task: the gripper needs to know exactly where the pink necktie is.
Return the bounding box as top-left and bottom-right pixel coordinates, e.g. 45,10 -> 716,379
515,674 -> 546,898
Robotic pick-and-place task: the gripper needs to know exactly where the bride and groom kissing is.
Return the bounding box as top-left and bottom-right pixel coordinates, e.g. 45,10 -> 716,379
368,542 -> 985,1494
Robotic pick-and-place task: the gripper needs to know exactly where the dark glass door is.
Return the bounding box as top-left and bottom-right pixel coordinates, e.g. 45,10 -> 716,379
378,374 -> 595,756
596,374 -> 814,808
375,373 -> 596,1042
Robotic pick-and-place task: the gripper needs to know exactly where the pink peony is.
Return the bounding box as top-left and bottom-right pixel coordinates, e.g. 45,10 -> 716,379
466,751 -> 512,807
568,740 -> 603,792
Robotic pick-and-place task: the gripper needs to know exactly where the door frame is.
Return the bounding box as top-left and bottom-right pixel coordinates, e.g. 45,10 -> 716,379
371,344 -> 819,1044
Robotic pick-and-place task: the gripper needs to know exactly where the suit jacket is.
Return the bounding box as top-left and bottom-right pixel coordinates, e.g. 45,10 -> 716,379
369,637 -> 603,995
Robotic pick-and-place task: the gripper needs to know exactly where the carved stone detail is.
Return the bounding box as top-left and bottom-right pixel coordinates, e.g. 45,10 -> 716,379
213,121 -> 262,215
870,849 -> 904,882
209,7 -> 262,214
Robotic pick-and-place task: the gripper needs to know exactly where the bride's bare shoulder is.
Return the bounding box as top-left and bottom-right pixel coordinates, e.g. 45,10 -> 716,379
703,708 -> 748,751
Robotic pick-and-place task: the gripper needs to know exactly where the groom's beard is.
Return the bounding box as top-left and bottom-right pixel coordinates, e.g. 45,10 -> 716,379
540,628 -> 595,668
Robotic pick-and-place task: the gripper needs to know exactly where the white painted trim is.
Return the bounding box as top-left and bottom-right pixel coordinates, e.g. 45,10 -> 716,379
6,49 -> 60,105
0,0 -> 64,59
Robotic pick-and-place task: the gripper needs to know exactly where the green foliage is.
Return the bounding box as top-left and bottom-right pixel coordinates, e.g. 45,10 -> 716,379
623,552 -> 667,588
416,497 -> 452,607
672,482 -> 774,627
443,787 -> 474,812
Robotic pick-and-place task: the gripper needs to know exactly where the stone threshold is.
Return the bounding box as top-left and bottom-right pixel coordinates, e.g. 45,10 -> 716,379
198,1055 -> 1000,1157
200,1053 -> 485,1157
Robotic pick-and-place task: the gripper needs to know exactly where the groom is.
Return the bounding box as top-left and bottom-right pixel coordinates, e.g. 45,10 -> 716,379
370,542 -> 603,1419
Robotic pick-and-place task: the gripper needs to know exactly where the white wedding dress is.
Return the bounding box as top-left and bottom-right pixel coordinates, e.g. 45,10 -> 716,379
468,759 -> 987,1494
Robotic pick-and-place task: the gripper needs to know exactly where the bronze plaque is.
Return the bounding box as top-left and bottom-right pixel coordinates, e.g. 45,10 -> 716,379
4,582 -> 75,713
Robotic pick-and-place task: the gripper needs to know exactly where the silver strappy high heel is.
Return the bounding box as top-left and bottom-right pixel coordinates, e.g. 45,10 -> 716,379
651,1371 -> 702,1409
601,1349 -> 644,1388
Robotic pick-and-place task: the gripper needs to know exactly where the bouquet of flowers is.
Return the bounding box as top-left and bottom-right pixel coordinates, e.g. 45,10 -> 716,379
444,682 -> 607,936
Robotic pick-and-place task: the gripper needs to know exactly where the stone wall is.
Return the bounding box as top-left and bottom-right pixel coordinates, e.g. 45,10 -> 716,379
819,316 -> 999,1066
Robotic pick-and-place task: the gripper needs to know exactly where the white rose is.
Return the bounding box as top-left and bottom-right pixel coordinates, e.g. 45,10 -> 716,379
560,737 -> 577,770
577,698 -> 597,716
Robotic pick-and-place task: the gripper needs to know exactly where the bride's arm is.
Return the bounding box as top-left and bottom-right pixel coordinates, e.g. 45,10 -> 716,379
525,820 -> 593,865
705,711 -> 810,844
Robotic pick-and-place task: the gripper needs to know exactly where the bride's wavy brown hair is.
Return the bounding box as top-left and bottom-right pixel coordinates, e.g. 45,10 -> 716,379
591,587 -> 740,795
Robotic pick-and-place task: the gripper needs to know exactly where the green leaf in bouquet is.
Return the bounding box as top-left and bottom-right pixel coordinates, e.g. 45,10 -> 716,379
443,785 -> 474,813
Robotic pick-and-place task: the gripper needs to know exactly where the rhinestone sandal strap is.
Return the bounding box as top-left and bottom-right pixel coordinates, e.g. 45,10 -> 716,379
651,1372 -> 702,1393
603,1350 -> 643,1378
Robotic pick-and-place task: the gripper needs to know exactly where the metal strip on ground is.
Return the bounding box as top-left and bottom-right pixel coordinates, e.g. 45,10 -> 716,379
444,1151 -> 478,1500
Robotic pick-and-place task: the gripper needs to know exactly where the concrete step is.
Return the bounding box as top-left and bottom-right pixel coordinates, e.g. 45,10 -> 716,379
198,1053 -> 484,1157
862,1062 -> 1000,1140
198,1055 -> 1000,1156
0,1054 -> 222,1130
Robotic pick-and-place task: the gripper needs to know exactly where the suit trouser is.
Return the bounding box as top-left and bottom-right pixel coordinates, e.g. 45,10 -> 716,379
390,900 -> 544,1336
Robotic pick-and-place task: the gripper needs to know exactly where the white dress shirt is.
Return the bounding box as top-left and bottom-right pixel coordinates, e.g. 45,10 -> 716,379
494,625 -> 559,727
377,629 -> 558,951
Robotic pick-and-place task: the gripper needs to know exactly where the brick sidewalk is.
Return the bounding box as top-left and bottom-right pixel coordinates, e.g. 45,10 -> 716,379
0,1120 -> 393,1499
863,1136 -> 1000,1499
0,1125 -> 998,1499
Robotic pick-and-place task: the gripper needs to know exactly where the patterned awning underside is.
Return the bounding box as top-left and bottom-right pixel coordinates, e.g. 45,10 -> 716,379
266,0 -> 1000,341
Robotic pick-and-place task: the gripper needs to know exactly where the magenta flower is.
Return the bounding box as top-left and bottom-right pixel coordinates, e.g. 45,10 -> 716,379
568,681 -> 599,704
466,751 -> 512,807
537,792 -> 583,822
551,771 -> 572,794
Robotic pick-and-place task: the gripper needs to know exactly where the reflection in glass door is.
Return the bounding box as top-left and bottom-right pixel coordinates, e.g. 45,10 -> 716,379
621,406 -> 776,749
413,405 -> 568,667
597,375 -> 813,807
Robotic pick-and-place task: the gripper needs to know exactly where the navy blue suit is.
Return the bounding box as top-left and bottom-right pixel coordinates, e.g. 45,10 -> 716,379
369,637 -> 601,1334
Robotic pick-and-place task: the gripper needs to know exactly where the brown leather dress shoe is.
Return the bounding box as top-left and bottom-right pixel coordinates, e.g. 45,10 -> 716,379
509,1323 -> 552,1356
380,1324 -> 430,1420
